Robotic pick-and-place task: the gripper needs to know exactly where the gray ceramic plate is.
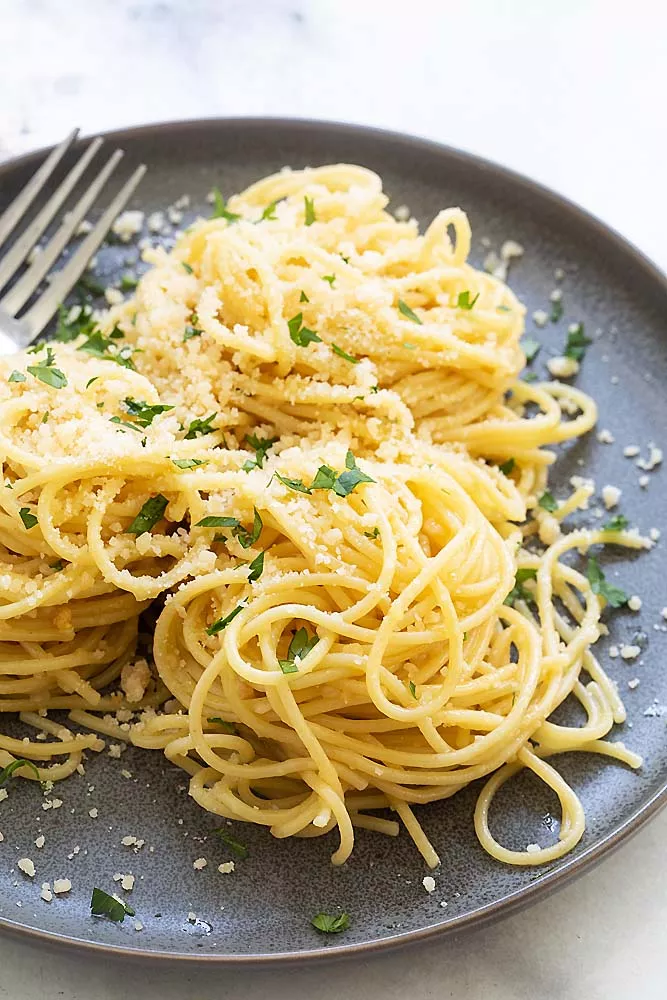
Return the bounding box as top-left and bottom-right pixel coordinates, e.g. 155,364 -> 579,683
0,119 -> 666,964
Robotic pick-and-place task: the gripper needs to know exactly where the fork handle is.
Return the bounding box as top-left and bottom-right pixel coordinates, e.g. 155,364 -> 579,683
0,309 -> 30,355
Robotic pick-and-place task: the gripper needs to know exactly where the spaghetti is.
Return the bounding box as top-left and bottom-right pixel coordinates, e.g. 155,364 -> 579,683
0,164 -> 646,868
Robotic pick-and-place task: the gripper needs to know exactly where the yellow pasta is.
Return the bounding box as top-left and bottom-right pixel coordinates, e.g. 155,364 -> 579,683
0,164 -> 646,868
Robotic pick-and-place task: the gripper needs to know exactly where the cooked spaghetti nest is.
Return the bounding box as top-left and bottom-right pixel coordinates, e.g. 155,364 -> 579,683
0,163 -> 646,869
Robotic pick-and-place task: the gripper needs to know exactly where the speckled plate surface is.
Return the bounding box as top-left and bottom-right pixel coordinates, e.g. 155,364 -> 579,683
0,118 -> 666,964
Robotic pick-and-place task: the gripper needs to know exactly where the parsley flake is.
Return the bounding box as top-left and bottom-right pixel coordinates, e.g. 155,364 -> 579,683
185,413 -> 217,439
196,515 -> 240,528
213,829 -> 249,859
564,323 -> 591,362
522,338 -> 541,363
498,458 -> 515,475
260,200 -> 279,221
287,312 -> 322,347
457,290 -> 479,310
182,262 -> 194,274
211,188 -> 241,223
504,567 -> 537,607
26,347 -> 67,389
331,344 -> 359,364
208,717 -> 237,735
19,508 -> 38,530
602,514 -> 629,533
538,491 -> 558,513
322,274 -> 336,287
364,527 -> 380,539
586,556 -> 628,608
90,887 -> 135,923
311,912 -> 350,934
274,472 -> 312,494
242,433 -> 278,471
8,370 -> 26,383
550,298 -> 564,323
334,451 -> 375,496
247,550 -> 264,582
408,680 -> 417,699
397,299 -> 422,324
0,758 -> 40,786
299,290 -> 309,303
126,495 -> 169,535
123,397 -> 173,428
304,196 -> 316,225
279,627 -> 319,673
207,603 -> 245,635
171,458 -> 208,469
233,508 -> 263,548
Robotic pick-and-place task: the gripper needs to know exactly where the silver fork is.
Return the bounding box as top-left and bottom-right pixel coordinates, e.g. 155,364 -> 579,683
0,129 -> 146,355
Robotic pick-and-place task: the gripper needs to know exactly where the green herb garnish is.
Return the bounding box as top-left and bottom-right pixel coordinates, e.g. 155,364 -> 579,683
538,491 -> 558,513
602,514 -> 629,533
213,829 -> 249,859
247,550 -> 264,582
27,347 -> 67,389
0,759 -> 40,786
304,196 -> 316,225
287,312 -> 322,348
8,370 -> 26,383
322,274 -> 336,287
586,556 -> 628,608
550,298 -> 564,323
522,338 -> 541,363
196,515 -> 240,529
122,397 -> 173,428
126,495 -> 169,535
564,323 -> 591,362
208,717 -> 237,735
332,451 -> 375,497
408,681 -> 417,699
397,299 -> 422,324
279,627 -> 319,674
242,433 -> 278,471
19,508 -> 38,530
171,458 -> 208,469
364,527 -> 380,539
211,188 -> 241,223
233,508 -> 263,548
457,290 -> 479,310
90,887 -> 135,923
299,290 -> 309,303
311,912 -> 350,934
182,262 -> 194,274
206,603 -> 246,635
185,413 -> 217,439
504,567 -> 537,607
120,275 -> 138,291
331,344 -> 359,364
274,472 -> 312,494
261,200 -> 279,221
498,458 -> 515,475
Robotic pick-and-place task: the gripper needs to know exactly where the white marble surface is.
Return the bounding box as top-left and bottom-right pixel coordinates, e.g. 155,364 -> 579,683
1,1 -> 666,997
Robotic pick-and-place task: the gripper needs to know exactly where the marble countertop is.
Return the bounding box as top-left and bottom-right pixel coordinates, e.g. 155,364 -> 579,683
1,2 -> 666,997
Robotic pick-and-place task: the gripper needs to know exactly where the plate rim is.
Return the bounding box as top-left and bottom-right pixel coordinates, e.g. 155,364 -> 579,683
1,114 -> 666,965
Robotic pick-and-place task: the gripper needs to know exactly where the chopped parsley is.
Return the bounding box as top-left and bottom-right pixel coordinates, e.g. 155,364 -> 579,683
602,514 -> 629,533
287,312 -> 322,347
171,458 -> 208,469
586,556 -> 628,608
247,550 -> 264,582
206,602 -> 246,635
26,347 -> 67,389
183,322 -> 203,342
211,188 -> 241,223
122,397 -> 173,428
537,490 -> 558,513
311,912 -> 350,934
299,290 -> 309,303
233,508 -> 263,548
408,680 -> 417,699
522,372 -> 539,383
322,274 -> 336,287
498,458 -> 515,475
208,717 -> 238,735
19,508 -> 38,530
364,527 -> 380,539
304,195 -> 316,225
331,344 -> 359,364
564,323 -> 591,362
196,515 -> 240,529
332,451 -> 375,496
274,472 -> 312,494
126,494 -> 168,535
54,303 -> 96,343
0,758 -> 40,786
279,627 -> 319,674
550,298 -> 564,323
8,370 -> 26,383
85,376 -> 99,389
397,299 -> 422,324
213,829 -> 249,859
504,567 -> 537,607
75,275 -> 106,299
185,413 -> 217,439
78,330 -> 136,369
120,274 -> 138,291
90,887 -> 135,923
181,262 -> 194,274
260,200 -> 279,221
457,290 -> 479,310
522,338 -> 541,363
242,433 -> 278,471
49,559 -> 66,571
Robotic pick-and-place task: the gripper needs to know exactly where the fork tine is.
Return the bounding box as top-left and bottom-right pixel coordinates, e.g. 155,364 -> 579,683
2,149 -> 123,316
0,130 -> 79,249
21,163 -> 147,339
0,137 -> 104,293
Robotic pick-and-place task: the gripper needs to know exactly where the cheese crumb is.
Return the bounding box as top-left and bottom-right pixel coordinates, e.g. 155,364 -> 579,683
532,309 -> 548,328
88,808 -> 98,818
34,835 -> 45,849
193,857 -> 208,870
620,644 -> 641,661
628,678 -> 641,690
601,485 -> 621,509
422,875 -> 436,893
40,882 -> 53,902
623,445 -> 640,457
597,428 -> 614,444
547,355 -> 579,379
53,878 -> 72,894
217,861 -> 235,874
112,210 -> 144,242
525,843 -> 541,854
627,595 -> 642,612
18,858 -> 35,878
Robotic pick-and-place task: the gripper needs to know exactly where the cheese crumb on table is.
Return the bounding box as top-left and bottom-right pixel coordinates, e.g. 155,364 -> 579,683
218,861 -> 235,874
547,356 -> 579,379
601,485 -> 621,509
422,875 -> 436,893
628,595 -> 642,612
17,858 -> 35,878
53,878 -> 72,894
193,857 -> 208,870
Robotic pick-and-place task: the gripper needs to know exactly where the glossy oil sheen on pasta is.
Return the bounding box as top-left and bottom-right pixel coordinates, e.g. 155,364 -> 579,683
0,164 -> 646,869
